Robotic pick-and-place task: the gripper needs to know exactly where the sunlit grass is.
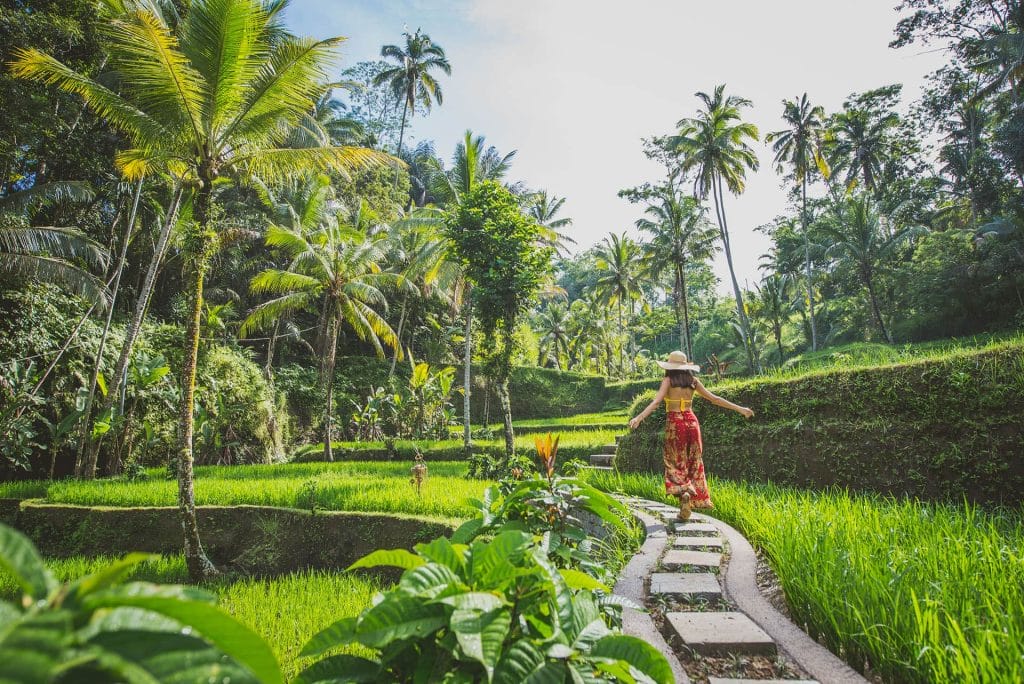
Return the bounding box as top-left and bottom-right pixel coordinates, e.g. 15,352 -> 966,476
583,470 -> 1024,684
0,554 -> 380,681
6,461 -> 491,519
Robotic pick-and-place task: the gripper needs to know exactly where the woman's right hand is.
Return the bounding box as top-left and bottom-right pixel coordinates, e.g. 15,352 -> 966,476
628,416 -> 641,430
739,407 -> 754,419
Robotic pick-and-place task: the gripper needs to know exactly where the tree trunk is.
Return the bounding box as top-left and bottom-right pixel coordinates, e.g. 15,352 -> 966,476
678,263 -> 693,359
863,268 -> 893,344
75,183 -> 139,478
713,174 -> 757,372
177,181 -> 218,583
462,292 -> 473,459
322,310 -> 340,462
498,330 -> 515,460
396,98 -> 409,158
388,293 -> 409,379
802,177 -> 818,352
93,185 -> 184,476
616,301 -> 624,375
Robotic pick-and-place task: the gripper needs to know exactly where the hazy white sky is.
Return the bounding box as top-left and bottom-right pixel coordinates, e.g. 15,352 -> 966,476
286,0 -> 948,292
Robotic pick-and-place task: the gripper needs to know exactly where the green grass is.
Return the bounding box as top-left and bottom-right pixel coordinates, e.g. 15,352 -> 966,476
584,470 -> 1024,683
3,461 -> 490,519
453,410 -> 628,431
0,554 -> 380,680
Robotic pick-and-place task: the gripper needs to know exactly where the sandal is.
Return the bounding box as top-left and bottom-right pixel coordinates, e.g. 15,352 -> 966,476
676,492 -> 692,521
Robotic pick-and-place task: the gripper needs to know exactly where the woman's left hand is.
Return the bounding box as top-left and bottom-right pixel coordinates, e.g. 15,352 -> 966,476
628,416 -> 641,430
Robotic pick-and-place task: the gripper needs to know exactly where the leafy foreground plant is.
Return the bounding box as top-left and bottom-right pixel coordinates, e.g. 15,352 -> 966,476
0,523 -> 282,683
298,531 -> 671,684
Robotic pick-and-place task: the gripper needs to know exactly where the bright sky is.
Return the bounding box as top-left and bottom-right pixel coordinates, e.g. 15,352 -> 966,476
285,0 -> 948,292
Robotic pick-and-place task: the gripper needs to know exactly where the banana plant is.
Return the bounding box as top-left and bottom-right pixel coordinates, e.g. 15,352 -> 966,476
296,531 -> 671,684
0,524 -> 283,683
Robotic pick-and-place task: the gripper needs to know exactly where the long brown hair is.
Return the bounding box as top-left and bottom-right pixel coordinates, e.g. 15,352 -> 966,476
665,369 -> 696,389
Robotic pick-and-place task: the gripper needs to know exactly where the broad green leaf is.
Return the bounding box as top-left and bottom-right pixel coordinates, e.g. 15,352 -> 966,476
531,547 -> 573,631
558,569 -> 609,593
414,537 -> 466,574
545,642 -> 573,659
96,372 -> 107,397
355,595 -> 448,649
0,523 -> 56,600
494,639 -> 565,684
294,654 -> 383,684
82,585 -> 283,684
568,661 -> 608,684
451,607 -> 511,680
348,548 -> 425,572
64,553 -> 156,605
0,610 -> 73,682
571,619 -> 610,652
451,517 -> 484,545
472,531 -> 532,587
299,617 -> 357,657
398,563 -> 460,599
435,591 -> 504,613
86,629 -> 258,684
589,634 -> 673,684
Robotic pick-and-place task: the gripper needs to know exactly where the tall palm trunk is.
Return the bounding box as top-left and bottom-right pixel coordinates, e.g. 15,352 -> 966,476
396,97 -> 410,158
75,180 -> 142,478
388,292 -> 409,379
616,301 -> 624,375
862,266 -> 892,344
676,263 -> 693,358
178,186 -> 217,582
462,291 -> 472,459
713,174 -> 757,372
321,309 -> 340,462
92,185 -> 184,476
801,177 -> 818,351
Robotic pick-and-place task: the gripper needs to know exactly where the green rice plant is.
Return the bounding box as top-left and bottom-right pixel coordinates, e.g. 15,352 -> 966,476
583,470 -> 1024,683
11,461 -> 490,519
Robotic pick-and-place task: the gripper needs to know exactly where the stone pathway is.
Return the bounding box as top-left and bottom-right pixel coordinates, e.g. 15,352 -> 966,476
612,496 -> 869,684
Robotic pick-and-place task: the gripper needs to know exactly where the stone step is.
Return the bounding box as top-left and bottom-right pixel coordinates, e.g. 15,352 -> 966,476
588,454 -> 615,467
614,434 -> 623,444
670,520 -> 719,536
578,465 -> 613,472
662,549 -> 721,571
666,612 -> 776,656
649,572 -> 721,601
597,443 -> 617,455
709,679 -> 818,684
673,536 -> 724,550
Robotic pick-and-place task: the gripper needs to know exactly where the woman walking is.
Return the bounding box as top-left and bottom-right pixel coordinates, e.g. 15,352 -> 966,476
628,351 -> 753,520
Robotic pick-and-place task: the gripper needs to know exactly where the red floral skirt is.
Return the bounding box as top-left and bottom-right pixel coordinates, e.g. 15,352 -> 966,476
663,410 -> 713,508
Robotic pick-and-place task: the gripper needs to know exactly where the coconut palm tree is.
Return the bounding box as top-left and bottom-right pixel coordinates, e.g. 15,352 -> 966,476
534,301 -> 571,369
635,187 -> 718,359
373,28 -> 451,158
829,107 -> 899,195
0,182 -> 108,304
527,190 -> 576,256
671,85 -> 760,372
819,196 -> 920,344
765,93 -> 829,351
593,232 -> 645,375
753,273 -> 793,364
12,0 -> 389,581
242,180 -> 410,462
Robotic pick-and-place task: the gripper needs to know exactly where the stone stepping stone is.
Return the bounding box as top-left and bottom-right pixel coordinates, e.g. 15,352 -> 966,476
588,454 -> 614,467
670,521 -> 719,535
649,572 -> 721,600
597,444 -> 617,455
709,680 -> 818,684
662,549 -> 721,570
673,536 -> 724,549
666,611 -> 776,655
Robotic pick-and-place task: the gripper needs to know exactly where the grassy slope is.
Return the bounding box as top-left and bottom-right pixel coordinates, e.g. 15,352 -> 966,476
1,461 -> 491,519
584,470 -> 1024,684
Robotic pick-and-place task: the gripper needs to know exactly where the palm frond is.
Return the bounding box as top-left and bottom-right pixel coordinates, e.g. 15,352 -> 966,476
249,268 -> 321,295
0,253 -> 109,308
240,291 -> 315,336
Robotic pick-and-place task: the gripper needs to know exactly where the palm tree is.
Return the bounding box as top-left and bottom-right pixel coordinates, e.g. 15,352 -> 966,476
535,302 -> 571,369
13,0 -> 389,581
671,85 -> 760,372
765,93 -> 829,351
829,107 -> 899,195
819,196 -> 920,344
242,181 -> 410,462
635,186 -> 718,359
373,28 -> 451,158
0,182 -> 108,304
527,190 -> 576,255
753,273 -> 793,364
593,232 -> 644,375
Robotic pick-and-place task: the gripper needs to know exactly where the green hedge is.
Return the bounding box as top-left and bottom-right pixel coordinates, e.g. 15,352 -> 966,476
616,343 -> 1024,505
467,365 -> 608,421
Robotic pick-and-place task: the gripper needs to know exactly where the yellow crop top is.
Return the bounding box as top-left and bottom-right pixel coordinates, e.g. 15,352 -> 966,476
664,395 -> 695,412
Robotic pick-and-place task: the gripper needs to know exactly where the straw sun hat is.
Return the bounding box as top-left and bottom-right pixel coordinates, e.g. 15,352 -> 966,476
656,350 -> 700,372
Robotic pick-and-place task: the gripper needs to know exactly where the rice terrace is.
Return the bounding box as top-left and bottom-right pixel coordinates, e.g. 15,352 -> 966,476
0,0 -> 1022,682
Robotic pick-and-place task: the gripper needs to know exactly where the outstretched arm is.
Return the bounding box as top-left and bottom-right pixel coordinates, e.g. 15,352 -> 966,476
628,378 -> 670,430
694,379 -> 754,418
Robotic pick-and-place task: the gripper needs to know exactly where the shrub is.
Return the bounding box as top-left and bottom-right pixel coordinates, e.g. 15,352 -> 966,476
616,344 -> 1024,505
0,523 -> 282,683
